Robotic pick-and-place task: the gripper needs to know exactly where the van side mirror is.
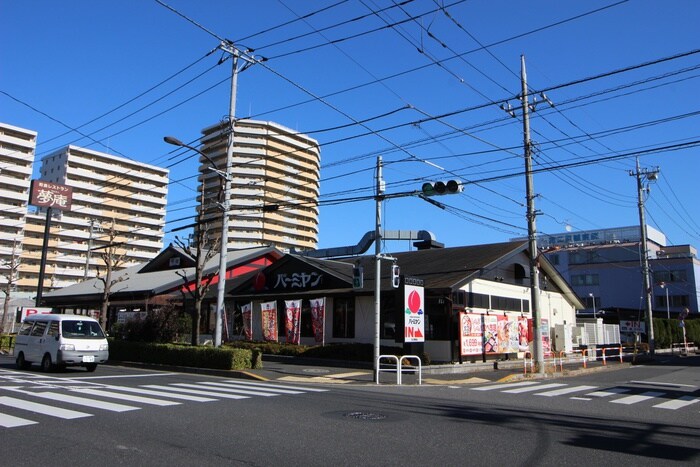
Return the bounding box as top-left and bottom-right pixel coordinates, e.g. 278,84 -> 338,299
55,334 -> 60,341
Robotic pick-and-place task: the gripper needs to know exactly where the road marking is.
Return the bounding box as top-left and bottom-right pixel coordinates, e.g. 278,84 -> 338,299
502,383 -> 566,394
653,396 -> 700,410
586,388 -> 630,397
535,385 -> 597,397
71,373 -> 180,380
171,383 -> 280,397
102,385 -> 217,402
72,388 -> 181,406
141,385 -> 249,400
0,396 -> 91,419
197,382 -> 304,395
0,412 -> 37,428
471,381 -> 540,391
220,379 -> 329,393
570,397 -> 592,401
611,391 -> 665,405
27,391 -> 139,412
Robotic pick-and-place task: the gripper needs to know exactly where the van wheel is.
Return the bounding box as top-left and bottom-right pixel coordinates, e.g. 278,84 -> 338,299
85,363 -> 97,372
16,352 -> 30,370
41,354 -> 54,372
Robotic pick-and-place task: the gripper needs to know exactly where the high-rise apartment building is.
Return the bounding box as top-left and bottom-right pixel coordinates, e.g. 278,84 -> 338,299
18,145 -> 169,295
198,119 -> 320,252
0,123 -> 36,293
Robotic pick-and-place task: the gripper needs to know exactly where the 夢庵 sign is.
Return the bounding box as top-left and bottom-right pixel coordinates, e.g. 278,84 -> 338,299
29,180 -> 73,211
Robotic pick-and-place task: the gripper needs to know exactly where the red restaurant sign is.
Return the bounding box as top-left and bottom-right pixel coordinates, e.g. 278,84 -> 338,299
29,180 -> 73,211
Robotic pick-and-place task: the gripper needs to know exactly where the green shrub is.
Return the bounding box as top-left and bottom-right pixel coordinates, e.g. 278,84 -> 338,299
225,341 -> 431,365
108,339 -> 259,370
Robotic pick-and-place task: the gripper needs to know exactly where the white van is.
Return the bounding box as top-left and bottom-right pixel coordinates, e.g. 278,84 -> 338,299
14,314 -> 109,372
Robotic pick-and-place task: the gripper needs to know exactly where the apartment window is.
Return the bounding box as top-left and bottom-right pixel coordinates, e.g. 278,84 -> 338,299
332,297 -> 355,338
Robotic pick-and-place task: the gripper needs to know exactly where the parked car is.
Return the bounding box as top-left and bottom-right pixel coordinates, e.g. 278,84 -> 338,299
14,314 -> 109,372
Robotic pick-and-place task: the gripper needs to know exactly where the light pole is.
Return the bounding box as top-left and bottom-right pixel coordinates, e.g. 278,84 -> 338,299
164,136 -> 228,346
589,293 -> 596,319
659,282 -> 670,319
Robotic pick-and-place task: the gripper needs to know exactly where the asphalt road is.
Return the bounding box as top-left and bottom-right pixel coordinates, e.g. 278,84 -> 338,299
0,355 -> 697,466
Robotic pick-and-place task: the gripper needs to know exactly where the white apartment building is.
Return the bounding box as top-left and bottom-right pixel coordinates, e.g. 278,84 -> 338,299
18,145 -> 169,295
0,123 -> 36,293
198,119 -> 321,252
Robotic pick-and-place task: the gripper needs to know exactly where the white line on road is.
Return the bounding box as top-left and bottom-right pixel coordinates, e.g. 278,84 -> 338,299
629,380 -> 697,389
103,385 -> 217,402
535,385 -> 597,397
610,391 -> 666,405
0,396 -> 92,419
653,396 -> 700,410
502,383 -> 566,394
141,385 -> 249,400
198,382 -> 306,395
73,388 -> 181,406
471,381 -> 540,391
0,412 -> 37,428
27,391 -> 140,412
219,379 -> 329,393
586,388 -> 630,397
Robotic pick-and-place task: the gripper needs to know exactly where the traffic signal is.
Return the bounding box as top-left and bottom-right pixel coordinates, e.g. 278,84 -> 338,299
421,180 -> 463,196
391,264 -> 400,288
353,264 -> 364,289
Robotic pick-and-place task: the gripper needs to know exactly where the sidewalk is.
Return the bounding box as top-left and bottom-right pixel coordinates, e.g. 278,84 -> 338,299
237,353 -> 637,385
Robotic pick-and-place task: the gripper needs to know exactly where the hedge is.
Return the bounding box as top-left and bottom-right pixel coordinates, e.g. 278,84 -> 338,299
108,339 -> 262,370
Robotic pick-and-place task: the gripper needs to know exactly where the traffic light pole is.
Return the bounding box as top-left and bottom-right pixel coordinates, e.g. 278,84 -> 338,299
374,156 -> 384,382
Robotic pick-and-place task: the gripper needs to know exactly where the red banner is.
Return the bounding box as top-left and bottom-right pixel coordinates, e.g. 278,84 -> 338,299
310,297 -> 325,344
261,301 -> 278,342
241,302 -> 253,341
284,300 -> 301,345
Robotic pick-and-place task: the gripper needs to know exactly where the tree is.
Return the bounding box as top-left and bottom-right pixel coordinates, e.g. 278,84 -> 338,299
0,240 -> 20,333
94,220 -> 128,330
173,184 -> 220,346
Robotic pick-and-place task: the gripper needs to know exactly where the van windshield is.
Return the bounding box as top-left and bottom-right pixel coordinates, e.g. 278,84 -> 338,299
61,321 -> 105,339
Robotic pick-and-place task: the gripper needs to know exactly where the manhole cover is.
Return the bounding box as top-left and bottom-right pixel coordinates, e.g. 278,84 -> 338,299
303,368 -> 330,374
343,411 -> 387,421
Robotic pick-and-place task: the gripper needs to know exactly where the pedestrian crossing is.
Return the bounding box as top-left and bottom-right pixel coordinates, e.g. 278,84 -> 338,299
470,380 -> 700,411
0,378 -> 327,429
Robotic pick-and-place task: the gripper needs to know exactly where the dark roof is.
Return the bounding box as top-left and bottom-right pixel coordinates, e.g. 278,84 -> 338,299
42,246 -> 283,307
340,240 -> 530,291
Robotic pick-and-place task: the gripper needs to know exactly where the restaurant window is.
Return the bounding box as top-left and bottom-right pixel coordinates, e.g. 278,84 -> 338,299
333,297 -> 355,338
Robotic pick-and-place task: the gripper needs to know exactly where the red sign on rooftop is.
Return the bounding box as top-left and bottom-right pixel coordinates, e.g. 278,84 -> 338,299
29,180 -> 73,211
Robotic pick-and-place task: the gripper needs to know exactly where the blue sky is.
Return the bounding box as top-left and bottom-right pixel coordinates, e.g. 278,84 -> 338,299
2,0 -> 699,253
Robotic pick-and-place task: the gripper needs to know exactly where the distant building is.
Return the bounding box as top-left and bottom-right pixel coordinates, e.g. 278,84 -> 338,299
198,119 -> 320,253
525,226 -> 700,324
0,123 -> 36,295
18,145 -> 169,296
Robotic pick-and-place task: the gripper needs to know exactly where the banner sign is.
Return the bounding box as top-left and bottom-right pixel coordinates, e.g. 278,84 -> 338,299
310,297 -> 325,344
261,301 -> 278,342
29,180 -> 73,211
460,313 -> 484,356
460,313 -> 530,356
403,283 -> 424,342
241,302 -> 253,341
284,300 -> 302,345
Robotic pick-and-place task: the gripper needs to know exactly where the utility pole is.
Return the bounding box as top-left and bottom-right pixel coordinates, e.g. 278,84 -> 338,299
374,156 -> 384,382
630,157 -> 659,356
214,41 -> 239,348
519,55 -> 544,374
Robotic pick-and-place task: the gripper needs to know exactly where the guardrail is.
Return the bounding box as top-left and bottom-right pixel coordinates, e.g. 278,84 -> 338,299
671,341 -> 695,355
375,354 -> 422,385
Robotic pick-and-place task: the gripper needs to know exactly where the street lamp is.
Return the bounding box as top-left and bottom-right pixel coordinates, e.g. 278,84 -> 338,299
659,282 -> 670,319
588,293 -> 596,319
164,136 -> 229,347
